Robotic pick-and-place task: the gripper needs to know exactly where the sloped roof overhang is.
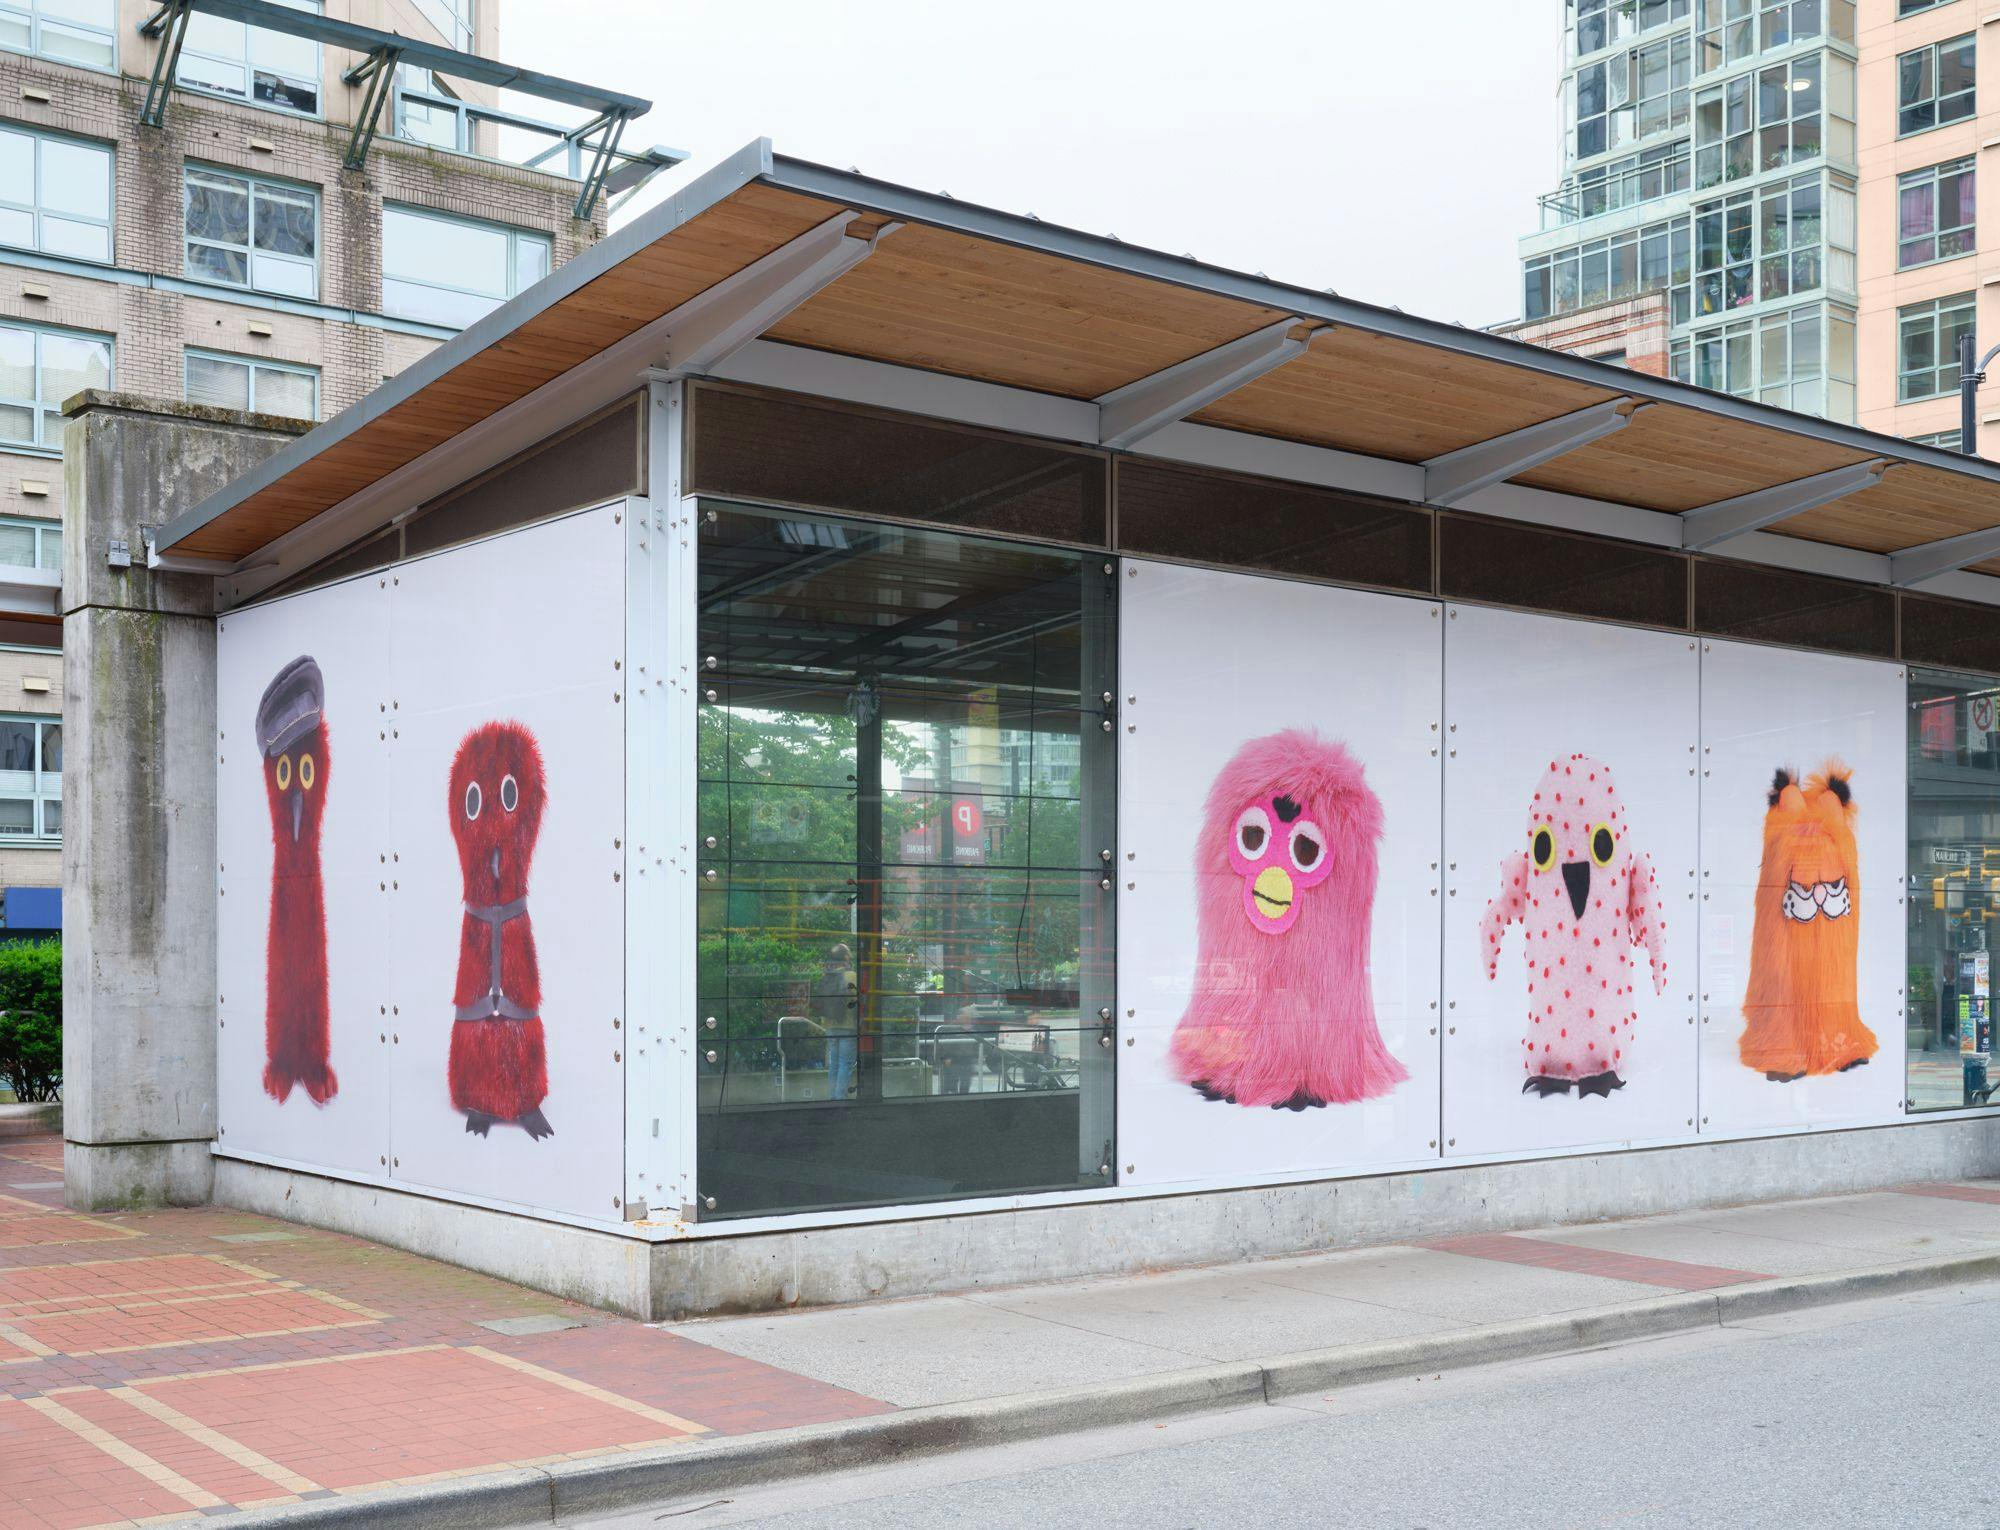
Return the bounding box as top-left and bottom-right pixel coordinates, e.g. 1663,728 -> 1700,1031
151,138 -> 2000,588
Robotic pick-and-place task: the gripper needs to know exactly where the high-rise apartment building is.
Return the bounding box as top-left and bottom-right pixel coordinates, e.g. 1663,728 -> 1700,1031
1510,3 -> 1864,418
0,0 -> 663,927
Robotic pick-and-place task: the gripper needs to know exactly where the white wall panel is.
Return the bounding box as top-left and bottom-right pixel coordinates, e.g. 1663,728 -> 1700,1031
1117,561 -> 1442,1189
384,508 -> 628,1221
1442,605 -> 1700,1158
216,506 -> 629,1225
1697,640 -> 1907,1135
215,575 -> 393,1175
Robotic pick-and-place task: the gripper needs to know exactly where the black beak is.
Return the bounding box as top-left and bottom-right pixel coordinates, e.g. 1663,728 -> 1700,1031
1561,860 -> 1591,921
290,790 -> 302,843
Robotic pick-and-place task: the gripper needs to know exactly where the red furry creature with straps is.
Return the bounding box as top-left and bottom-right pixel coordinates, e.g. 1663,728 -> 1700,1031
447,721 -> 552,1139
259,656 -> 336,1105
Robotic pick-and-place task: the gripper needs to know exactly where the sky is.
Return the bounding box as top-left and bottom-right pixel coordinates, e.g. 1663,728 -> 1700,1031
503,1 -> 1561,330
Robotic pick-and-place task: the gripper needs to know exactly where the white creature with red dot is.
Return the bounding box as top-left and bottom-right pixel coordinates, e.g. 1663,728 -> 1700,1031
1479,753 -> 1667,1098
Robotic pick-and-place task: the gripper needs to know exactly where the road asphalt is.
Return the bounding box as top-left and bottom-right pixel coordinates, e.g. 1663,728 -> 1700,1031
573,1281 -> 2000,1529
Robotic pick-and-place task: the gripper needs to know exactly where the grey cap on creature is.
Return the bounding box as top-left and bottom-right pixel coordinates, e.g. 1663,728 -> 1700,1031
257,656 -> 324,757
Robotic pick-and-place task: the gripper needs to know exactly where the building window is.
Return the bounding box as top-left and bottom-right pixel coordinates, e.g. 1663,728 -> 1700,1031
1697,0 -> 1758,73
183,166 -> 317,299
1760,0 -> 1841,48
1899,34 -> 1975,136
177,0 -> 319,114
0,514 -> 59,571
1694,74 -> 1751,190
1694,190 -> 1753,315
0,715 -> 59,840
184,350 -> 318,420
695,500 -> 1115,1219
0,126 -> 111,263
1900,0 -> 1954,13
1899,293 -> 1976,403
0,0 -> 112,69
1898,158 -> 1975,270
381,205 -> 551,327
1906,666 -> 2000,1112
1910,429 -> 1963,451
0,321 -> 110,452
1693,317 -> 1755,397
412,0 -> 472,50
1757,172 -> 1822,304
1524,214 -> 1692,324
1754,55 -> 1821,173
1755,305 -> 1825,413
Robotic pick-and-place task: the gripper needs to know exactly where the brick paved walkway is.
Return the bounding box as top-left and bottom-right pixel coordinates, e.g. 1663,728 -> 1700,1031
0,1133 -> 891,1529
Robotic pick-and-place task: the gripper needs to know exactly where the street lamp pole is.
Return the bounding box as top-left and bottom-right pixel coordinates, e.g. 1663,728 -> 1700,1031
1959,333 -> 2000,457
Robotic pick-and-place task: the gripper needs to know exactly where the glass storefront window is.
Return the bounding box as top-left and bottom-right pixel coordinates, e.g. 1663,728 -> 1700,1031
1907,667 -> 2000,1112
695,501 -> 1116,1217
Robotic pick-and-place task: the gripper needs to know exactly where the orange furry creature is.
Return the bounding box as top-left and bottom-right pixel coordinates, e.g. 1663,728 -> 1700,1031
1739,764 -> 1877,1082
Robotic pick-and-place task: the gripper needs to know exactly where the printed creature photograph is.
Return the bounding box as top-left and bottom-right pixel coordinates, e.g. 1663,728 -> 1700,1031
258,654 -> 337,1106
1481,754 -> 1667,1098
1167,728 -> 1408,1111
1739,764 -> 1877,1082
448,720 -> 553,1139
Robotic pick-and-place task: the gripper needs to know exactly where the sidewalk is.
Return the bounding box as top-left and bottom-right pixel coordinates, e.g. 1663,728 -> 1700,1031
5,1123 -> 2000,1529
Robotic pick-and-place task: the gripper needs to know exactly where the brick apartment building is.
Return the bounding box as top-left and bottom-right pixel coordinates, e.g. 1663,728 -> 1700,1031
0,0 -> 660,926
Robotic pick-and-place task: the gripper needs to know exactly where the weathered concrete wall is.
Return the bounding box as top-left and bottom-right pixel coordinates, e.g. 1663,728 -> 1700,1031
61,391 -> 309,1208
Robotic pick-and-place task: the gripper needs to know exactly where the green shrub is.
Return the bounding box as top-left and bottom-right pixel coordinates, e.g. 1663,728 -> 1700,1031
0,938 -> 60,1102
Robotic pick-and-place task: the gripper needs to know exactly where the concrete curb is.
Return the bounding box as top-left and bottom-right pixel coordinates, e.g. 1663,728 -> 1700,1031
235,1248 -> 2000,1528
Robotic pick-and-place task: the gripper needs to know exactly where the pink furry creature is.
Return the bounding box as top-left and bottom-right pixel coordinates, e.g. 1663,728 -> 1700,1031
1167,729 -> 1408,1111
1480,753 -> 1667,1099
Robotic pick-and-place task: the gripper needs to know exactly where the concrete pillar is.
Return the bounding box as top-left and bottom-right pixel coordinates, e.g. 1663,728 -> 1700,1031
60,392 -> 309,1208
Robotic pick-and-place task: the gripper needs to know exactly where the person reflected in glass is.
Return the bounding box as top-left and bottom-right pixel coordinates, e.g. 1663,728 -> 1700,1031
814,943 -> 857,1101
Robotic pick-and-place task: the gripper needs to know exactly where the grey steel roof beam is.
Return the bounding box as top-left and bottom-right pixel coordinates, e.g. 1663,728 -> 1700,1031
1095,319 -> 1323,451
572,110 -> 629,221
659,211 -> 897,378
1679,458 -> 1893,552
1422,397 -> 1648,507
1889,522 -> 2000,587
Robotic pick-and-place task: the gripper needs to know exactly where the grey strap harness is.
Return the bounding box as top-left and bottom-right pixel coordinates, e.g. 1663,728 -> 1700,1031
455,897 -> 538,1022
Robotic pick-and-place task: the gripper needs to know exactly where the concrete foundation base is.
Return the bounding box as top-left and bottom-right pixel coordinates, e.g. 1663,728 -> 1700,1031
67,1139 -> 214,1209
215,1117 -> 2000,1320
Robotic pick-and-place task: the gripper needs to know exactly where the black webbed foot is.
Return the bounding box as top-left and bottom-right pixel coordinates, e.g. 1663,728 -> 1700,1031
1764,1070 -> 1805,1084
1837,1057 -> 1869,1073
1270,1089 -> 1326,1112
464,1110 -> 494,1137
518,1107 -> 554,1140
1522,1075 -> 1574,1097
1575,1071 -> 1626,1099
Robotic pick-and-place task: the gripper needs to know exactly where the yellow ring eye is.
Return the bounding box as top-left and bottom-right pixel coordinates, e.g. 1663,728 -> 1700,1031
300,753 -> 316,792
1590,822 -> 1615,867
1531,824 -> 1557,872
275,754 -> 291,790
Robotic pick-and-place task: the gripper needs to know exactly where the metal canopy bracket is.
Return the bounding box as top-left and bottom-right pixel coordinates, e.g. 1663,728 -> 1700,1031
572,110 -> 629,221
1679,458 -> 1894,552
139,0 -> 194,129
1889,520 -> 2000,587
660,212 -> 897,378
341,44 -> 404,171
1422,396 -> 1649,507
1094,319 -> 1324,451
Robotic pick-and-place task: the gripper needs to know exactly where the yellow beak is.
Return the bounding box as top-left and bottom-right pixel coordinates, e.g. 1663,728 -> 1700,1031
1252,864 -> 1295,918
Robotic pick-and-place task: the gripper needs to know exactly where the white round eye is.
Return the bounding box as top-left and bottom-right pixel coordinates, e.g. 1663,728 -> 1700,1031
1289,819 -> 1327,873
500,774 -> 519,812
464,781 -> 482,820
1235,806 -> 1271,860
